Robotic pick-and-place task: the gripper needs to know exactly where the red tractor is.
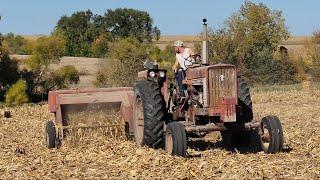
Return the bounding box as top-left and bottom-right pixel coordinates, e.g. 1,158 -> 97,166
130,19 -> 283,156
46,19 -> 283,157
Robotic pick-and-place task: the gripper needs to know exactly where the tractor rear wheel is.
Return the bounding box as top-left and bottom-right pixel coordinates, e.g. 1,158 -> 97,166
260,116 -> 283,153
133,80 -> 165,149
237,76 -> 253,123
165,122 -> 187,157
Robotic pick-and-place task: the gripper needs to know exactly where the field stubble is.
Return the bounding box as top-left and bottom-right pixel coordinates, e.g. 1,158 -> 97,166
0,88 -> 319,179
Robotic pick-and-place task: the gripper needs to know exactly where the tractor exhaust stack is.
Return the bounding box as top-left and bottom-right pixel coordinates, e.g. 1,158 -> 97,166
201,18 -> 209,65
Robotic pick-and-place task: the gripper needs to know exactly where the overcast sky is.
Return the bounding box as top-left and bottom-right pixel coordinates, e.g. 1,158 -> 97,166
0,0 -> 319,36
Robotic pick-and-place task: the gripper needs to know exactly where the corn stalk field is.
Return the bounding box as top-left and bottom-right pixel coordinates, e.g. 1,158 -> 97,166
0,85 -> 319,179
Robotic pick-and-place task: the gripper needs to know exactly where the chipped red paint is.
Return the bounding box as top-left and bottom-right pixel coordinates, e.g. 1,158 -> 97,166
184,64 -> 237,123
219,97 -> 237,122
48,87 -> 134,126
48,91 -> 57,113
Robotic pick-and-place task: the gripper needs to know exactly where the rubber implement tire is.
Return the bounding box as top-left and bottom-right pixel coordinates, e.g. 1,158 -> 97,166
237,76 -> 253,123
260,116 -> 284,153
165,122 -> 187,157
45,121 -> 57,148
133,80 -> 165,149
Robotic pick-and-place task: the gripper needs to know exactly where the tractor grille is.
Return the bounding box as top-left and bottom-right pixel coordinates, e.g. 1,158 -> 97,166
208,67 -> 237,107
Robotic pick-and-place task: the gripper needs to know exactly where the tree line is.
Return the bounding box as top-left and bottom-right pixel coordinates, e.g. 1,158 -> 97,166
1,3 -> 320,106
0,8 -> 162,105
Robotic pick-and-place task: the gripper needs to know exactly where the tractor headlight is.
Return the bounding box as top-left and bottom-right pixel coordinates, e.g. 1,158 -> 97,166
159,71 -> 166,78
149,71 -> 156,77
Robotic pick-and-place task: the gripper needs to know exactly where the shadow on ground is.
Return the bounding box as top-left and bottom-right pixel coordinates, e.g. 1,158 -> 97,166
187,138 -> 293,158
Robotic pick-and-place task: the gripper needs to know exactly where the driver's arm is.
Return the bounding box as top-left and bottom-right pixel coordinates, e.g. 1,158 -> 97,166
172,57 -> 179,71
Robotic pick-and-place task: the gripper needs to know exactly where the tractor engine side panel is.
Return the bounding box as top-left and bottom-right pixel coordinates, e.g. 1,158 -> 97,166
208,66 -> 237,107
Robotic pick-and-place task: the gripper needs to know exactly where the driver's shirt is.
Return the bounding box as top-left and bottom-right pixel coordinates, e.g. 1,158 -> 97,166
176,48 -> 193,70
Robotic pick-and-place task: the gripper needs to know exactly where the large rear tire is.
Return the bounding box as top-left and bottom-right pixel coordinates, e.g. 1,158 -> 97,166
133,80 -> 165,149
260,116 -> 283,153
237,76 -> 253,123
165,122 -> 187,157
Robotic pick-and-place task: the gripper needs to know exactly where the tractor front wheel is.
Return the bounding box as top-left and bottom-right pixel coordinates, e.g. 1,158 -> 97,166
260,116 -> 284,153
165,122 -> 187,157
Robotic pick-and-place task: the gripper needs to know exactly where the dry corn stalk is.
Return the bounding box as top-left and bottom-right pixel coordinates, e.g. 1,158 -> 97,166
1,88 -> 320,179
63,110 -> 126,146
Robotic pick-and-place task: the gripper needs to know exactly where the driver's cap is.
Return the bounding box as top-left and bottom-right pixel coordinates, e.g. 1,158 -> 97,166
173,40 -> 184,47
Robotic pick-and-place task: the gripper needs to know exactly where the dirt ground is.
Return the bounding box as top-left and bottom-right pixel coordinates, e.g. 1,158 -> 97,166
0,89 -> 319,179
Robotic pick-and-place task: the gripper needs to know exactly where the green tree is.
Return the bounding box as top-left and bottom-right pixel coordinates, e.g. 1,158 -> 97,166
104,8 -> 160,42
27,34 -> 66,70
24,34 -> 79,101
45,65 -> 80,89
2,33 -> 29,54
0,36 -> 20,101
306,31 -> 320,81
5,79 -> 28,106
243,48 -> 296,84
208,1 -> 295,84
56,10 -> 96,57
158,44 -> 176,78
91,32 -> 112,58
55,9 -> 160,57
94,37 -> 157,87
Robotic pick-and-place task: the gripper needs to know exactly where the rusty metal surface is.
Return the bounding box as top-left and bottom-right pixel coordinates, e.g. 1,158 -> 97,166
185,123 -> 227,132
208,66 -> 237,107
48,87 -> 134,127
217,97 -> 237,122
193,97 -> 237,122
49,87 -> 132,95
185,66 -> 208,79
48,91 -> 57,113
185,64 -> 236,110
184,121 -> 260,133
185,64 -> 236,80
184,63 -> 238,123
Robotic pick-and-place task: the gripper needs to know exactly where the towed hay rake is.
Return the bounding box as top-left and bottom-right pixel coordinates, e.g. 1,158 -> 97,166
45,87 -> 134,148
45,19 -> 284,157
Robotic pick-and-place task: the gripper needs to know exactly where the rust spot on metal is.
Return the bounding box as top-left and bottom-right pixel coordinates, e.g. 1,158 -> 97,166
48,87 -> 134,127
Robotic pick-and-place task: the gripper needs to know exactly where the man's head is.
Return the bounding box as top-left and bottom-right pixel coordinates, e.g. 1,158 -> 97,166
173,40 -> 184,54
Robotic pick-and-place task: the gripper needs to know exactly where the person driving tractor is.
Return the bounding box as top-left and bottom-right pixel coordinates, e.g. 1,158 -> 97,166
172,40 -> 195,96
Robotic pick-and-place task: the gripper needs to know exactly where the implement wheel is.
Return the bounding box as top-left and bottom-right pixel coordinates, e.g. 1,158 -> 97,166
133,80 -> 165,149
165,122 -> 187,157
45,121 -> 59,148
260,116 -> 283,153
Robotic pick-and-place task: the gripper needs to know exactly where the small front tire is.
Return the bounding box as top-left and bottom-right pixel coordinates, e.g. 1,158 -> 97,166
260,116 -> 284,153
165,122 -> 187,157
